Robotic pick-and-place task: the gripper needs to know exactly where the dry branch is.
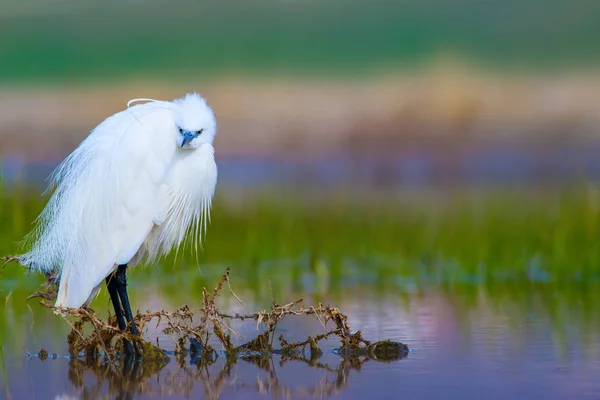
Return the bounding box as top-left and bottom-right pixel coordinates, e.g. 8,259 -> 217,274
24,266 -> 407,362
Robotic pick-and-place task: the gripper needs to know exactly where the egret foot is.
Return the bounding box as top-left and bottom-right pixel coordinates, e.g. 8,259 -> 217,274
106,264 -> 141,357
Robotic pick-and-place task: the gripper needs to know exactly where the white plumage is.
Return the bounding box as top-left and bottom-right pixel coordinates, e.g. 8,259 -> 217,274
20,93 -> 218,309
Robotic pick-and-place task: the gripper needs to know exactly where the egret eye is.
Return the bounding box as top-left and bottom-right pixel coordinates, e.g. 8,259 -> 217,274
179,128 -> 183,133
197,129 -> 204,135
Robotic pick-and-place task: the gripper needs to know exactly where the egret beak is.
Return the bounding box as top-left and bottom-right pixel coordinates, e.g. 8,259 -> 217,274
181,131 -> 196,148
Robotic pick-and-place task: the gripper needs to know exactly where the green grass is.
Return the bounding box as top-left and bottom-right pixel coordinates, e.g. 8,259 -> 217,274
2,183 -> 600,353
2,185 -> 600,293
1,0 -> 599,83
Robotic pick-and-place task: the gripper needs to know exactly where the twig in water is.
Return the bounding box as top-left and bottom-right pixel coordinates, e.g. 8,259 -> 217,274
19,266 -> 407,362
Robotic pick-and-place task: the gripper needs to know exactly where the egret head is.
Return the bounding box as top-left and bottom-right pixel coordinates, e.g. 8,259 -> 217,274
172,93 -> 216,149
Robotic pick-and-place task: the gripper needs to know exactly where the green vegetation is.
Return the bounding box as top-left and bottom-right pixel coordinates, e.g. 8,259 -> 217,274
1,0 -> 599,83
2,185 -> 600,295
1,183 -> 600,356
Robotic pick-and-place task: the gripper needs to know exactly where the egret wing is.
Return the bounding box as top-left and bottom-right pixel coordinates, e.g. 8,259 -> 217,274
51,103 -> 176,308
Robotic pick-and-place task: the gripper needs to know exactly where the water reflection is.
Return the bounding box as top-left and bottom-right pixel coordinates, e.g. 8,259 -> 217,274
3,284 -> 600,399
66,355 -> 168,400
59,349 -> 407,400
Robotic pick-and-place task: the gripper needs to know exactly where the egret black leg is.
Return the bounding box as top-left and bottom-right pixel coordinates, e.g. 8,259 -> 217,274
114,264 -> 139,336
106,273 -> 135,356
114,265 -> 142,357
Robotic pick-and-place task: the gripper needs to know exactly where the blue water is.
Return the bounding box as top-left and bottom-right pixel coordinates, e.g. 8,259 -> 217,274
4,142 -> 600,190
2,288 -> 600,399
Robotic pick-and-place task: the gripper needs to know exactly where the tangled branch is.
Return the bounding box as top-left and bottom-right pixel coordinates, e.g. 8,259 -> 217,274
27,267 -> 407,362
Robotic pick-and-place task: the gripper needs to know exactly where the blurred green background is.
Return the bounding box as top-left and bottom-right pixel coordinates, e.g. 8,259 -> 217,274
1,0 -> 600,82
2,3 -> 600,398
2,0 -> 600,163
1,0 -> 600,354
1,0 -> 600,299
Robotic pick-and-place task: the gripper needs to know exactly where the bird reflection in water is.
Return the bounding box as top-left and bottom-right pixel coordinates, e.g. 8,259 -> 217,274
62,349 -> 408,399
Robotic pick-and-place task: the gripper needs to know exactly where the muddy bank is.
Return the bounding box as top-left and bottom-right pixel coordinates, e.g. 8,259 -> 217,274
1,71 -> 599,161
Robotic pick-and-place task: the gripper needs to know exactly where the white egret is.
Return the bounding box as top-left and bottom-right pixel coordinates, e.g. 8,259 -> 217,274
16,93 -> 218,355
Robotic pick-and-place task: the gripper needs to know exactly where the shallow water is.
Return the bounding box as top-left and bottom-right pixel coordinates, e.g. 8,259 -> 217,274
2,283 -> 600,399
